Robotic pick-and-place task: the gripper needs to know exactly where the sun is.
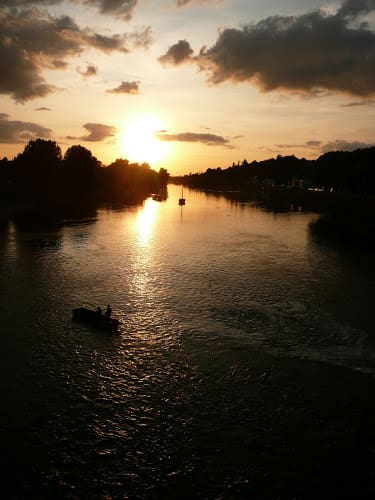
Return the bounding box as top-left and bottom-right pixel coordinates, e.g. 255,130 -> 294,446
120,114 -> 170,166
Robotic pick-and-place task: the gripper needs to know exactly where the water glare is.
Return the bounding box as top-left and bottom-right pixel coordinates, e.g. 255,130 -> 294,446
135,198 -> 159,245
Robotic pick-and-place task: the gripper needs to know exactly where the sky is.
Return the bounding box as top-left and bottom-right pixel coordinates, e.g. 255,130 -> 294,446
0,0 -> 374,175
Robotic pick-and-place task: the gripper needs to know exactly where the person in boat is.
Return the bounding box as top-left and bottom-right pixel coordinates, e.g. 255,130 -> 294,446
97,306 -> 103,316
106,305 -> 112,318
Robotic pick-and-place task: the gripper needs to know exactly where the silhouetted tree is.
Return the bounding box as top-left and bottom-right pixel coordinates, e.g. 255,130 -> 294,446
98,158 -> 163,201
175,147 -> 375,198
158,167 -> 169,186
315,148 -> 375,194
16,139 -> 62,170
0,157 -> 13,200
62,145 -> 101,196
1,137 -> 171,207
64,145 -> 100,171
13,139 -> 62,199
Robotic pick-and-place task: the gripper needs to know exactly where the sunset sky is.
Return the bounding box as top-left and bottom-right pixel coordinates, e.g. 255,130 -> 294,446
0,0 -> 374,175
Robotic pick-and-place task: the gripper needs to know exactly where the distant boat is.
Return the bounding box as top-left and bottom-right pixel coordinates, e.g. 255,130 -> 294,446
152,188 -> 167,202
178,188 -> 186,206
72,307 -> 120,333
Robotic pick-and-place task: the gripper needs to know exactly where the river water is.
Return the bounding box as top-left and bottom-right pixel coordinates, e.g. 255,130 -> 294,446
1,184 -> 374,498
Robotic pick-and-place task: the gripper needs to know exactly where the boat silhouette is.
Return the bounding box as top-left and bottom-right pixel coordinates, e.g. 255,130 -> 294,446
72,307 -> 120,333
178,188 -> 186,206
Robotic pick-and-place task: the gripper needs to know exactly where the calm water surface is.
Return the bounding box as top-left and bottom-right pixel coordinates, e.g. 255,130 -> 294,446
1,184 -> 374,498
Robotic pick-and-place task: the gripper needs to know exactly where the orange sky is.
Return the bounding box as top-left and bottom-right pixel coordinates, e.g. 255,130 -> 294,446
0,0 -> 374,175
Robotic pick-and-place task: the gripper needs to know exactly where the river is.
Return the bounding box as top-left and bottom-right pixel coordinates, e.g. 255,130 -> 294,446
1,184 -> 374,498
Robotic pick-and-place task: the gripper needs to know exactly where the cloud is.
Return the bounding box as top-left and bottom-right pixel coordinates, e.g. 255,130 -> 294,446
156,131 -> 233,147
342,99 -> 375,107
0,1 -> 138,20
321,139 -> 375,152
272,139 -> 322,152
84,0 -> 138,20
81,26 -> 152,52
106,80 -> 140,94
128,26 -> 153,50
0,113 -> 52,143
0,1 -> 61,4
175,0 -> 223,6
305,140 -> 322,147
159,40 -> 194,66
86,0 -> 137,20
276,143 -> 307,149
78,64 -> 98,78
0,7 -> 151,101
273,138 -> 375,154
36,106 -> 52,111
275,140 -> 321,150
161,1 -> 375,97
337,0 -> 375,19
67,123 -> 117,142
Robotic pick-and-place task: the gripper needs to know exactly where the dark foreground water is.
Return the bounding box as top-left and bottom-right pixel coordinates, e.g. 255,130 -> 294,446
1,185 -> 375,499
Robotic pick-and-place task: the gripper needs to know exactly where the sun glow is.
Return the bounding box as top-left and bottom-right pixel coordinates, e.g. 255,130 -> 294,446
121,115 -> 170,166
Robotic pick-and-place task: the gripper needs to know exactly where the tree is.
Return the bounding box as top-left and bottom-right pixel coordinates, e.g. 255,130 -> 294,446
13,139 -> 62,199
63,145 -> 101,194
64,145 -> 100,171
158,167 -> 169,186
17,139 -> 62,170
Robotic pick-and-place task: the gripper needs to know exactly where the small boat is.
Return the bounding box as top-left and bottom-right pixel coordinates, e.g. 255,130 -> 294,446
72,307 -> 120,333
178,188 -> 186,206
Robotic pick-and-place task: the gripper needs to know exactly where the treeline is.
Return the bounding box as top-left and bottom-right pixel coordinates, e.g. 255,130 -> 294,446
174,148 -> 375,195
0,139 -> 169,207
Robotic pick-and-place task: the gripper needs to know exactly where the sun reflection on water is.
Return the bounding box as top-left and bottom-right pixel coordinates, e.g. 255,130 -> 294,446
136,198 -> 159,245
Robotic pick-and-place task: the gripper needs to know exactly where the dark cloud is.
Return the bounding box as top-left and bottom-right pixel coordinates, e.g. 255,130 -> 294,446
156,131 -> 233,147
86,0 -> 138,20
275,143 -> 307,149
321,139 -> 375,152
36,106 -> 52,111
0,7 -> 151,101
0,1 -> 138,20
342,99 -> 375,106
175,0 -> 222,6
337,0 -> 375,19
159,40 -> 194,66
78,64 -> 98,78
161,1 -> 375,97
275,140 -> 322,150
274,139 -> 375,153
127,26 -> 153,49
67,123 -> 117,142
106,80 -> 140,94
0,1 -> 61,5
81,32 -> 129,53
0,113 -> 52,143
81,26 -> 152,52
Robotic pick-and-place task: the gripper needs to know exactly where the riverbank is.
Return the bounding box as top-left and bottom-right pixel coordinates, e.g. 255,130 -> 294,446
0,194 -> 147,231
171,178 -> 375,213
309,212 -> 375,250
